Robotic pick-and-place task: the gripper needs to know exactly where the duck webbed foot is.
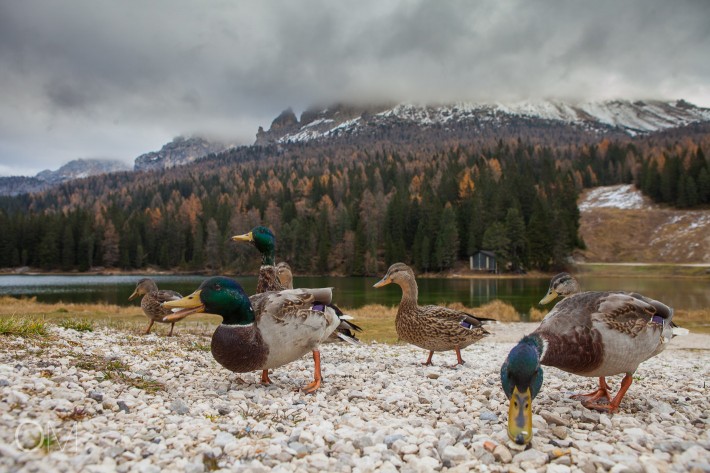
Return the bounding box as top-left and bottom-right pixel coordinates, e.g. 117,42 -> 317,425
260,370 -> 273,385
581,374 -> 633,414
447,347 -> 465,368
571,377 -> 612,403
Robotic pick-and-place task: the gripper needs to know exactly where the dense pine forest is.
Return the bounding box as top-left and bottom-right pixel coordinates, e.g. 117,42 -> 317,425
0,131 -> 708,275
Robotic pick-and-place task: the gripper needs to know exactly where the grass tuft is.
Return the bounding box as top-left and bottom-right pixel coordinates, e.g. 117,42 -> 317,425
0,316 -> 48,337
58,318 -> 94,332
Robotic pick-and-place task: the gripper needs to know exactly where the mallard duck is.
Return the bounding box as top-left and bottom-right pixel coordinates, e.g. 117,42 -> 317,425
128,278 -> 183,336
231,226 -> 361,388
276,262 -> 293,289
373,262 -> 490,366
501,287 -> 675,445
231,226 -> 285,293
163,276 -> 341,393
539,272 -> 581,305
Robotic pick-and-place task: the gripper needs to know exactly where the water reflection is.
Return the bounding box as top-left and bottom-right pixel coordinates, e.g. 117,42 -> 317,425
0,274 -> 707,316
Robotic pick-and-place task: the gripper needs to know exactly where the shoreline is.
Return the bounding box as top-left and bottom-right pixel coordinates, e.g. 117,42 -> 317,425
1,323 -> 708,472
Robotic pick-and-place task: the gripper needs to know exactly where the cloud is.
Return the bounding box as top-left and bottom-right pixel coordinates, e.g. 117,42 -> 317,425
0,0 -> 709,176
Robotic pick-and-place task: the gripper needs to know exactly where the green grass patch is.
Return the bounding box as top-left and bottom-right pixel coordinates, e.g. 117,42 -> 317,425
0,316 -> 48,337
57,318 -> 94,332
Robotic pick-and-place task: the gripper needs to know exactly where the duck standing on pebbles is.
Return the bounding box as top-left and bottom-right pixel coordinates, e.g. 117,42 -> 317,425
231,226 -> 361,390
163,276 -> 341,393
501,281 -> 677,445
128,278 -> 183,336
373,262 -> 490,366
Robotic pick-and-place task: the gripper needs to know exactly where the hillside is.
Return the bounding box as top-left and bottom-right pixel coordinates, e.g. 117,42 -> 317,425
577,185 -> 710,264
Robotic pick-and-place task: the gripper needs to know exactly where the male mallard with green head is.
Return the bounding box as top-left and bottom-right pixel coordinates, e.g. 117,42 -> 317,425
373,262 -> 490,366
231,226 -> 285,293
163,276 -> 340,393
128,278 -> 183,336
501,287 -> 675,445
231,226 -> 361,390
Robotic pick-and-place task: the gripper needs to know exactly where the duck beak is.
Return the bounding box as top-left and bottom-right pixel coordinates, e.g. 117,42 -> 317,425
162,290 -> 205,322
373,276 -> 391,288
508,386 -> 533,445
128,290 -> 139,301
539,289 -> 558,305
231,231 -> 254,242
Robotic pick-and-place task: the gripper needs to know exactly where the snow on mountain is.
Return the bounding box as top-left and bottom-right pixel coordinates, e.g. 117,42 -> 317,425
578,185 -> 649,211
255,99 -> 710,145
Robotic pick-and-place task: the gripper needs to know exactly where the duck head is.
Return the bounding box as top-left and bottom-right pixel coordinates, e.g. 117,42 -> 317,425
372,262 -> 415,288
539,272 -> 580,305
231,226 -> 276,266
128,278 -> 158,301
163,276 -> 255,326
500,335 -> 544,445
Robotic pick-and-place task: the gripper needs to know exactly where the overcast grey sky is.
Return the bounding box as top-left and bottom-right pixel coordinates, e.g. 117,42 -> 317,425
1,0 -> 709,177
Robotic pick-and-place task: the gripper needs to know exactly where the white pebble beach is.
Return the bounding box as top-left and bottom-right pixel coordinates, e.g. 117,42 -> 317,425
1,323 -> 709,472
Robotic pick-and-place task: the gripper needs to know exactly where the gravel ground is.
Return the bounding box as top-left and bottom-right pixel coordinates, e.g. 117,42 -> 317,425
1,323 -> 709,473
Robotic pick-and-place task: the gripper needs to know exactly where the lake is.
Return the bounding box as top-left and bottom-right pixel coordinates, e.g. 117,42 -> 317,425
0,274 -> 708,318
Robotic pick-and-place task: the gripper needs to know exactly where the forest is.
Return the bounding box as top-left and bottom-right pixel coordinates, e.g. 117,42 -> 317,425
0,131 -> 708,276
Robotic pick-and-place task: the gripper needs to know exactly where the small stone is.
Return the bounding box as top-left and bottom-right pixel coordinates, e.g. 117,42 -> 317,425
88,390 -> 103,402
288,442 -> 310,458
116,401 -> 130,413
552,426 -> 568,439
512,448 -> 547,467
540,412 -> 569,426
353,436 -> 374,450
593,443 -> 614,455
547,464 -> 572,473
217,406 -> 231,415
427,372 -> 440,379
493,444 -> 513,463
169,399 -> 190,415
384,434 -> 406,446
441,445 -> 469,463
214,431 -> 236,447
480,411 -> 498,421
0,379 -> 9,387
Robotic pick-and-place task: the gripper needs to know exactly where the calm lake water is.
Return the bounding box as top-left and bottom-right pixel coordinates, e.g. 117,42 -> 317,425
0,274 -> 708,318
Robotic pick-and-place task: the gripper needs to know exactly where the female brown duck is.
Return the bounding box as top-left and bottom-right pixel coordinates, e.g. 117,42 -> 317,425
373,262 -> 490,366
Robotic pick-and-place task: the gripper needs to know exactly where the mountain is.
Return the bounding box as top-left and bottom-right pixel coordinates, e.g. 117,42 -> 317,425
133,136 -> 232,172
255,99 -> 710,145
0,158 -> 130,196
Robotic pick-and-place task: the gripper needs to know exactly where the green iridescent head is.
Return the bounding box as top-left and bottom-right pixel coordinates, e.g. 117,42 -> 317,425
500,335 -> 544,445
163,276 -> 255,326
231,226 -> 276,265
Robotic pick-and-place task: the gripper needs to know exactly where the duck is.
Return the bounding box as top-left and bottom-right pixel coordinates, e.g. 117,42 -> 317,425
163,276 -> 341,393
128,278 -> 183,336
231,226 -> 361,389
276,262 -> 293,289
539,272 -> 581,305
501,284 -> 676,445
231,226 -> 285,293
373,262 -> 490,366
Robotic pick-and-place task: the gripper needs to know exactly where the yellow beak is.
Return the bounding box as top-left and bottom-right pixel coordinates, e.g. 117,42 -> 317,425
508,386 -> 533,445
128,290 -> 139,301
231,231 -> 254,242
539,289 -> 558,305
373,276 -> 392,288
162,290 -> 205,322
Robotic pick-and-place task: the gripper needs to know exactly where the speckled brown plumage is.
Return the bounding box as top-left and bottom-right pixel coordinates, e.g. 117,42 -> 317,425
535,291 -> 672,377
375,263 -> 489,365
128,278 -> 182,335
256,265 -> 286,294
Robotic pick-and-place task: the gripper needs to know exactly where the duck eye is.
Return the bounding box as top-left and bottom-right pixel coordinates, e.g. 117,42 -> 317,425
214,284 -> 221,291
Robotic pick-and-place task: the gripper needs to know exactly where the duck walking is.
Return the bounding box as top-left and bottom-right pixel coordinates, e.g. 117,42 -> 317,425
163,276 -> 340,393
373,262 -> 490,366
128,278 -> 183,336
501,285 -> 675,445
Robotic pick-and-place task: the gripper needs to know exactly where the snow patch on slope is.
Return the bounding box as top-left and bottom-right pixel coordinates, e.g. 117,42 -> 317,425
579,185 -> 648,210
